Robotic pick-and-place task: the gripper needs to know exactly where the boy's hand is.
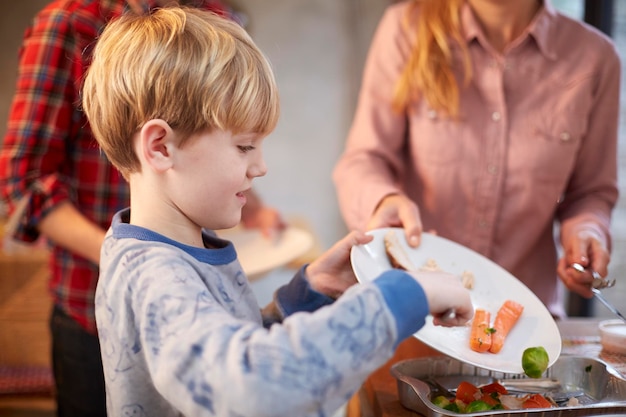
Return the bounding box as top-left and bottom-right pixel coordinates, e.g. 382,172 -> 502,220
410,270 -> 474,327
306,231 -> 373,299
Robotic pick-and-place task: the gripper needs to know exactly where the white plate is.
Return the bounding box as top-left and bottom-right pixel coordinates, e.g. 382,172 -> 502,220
217,226 -> 313,280
350,227 -> 561,374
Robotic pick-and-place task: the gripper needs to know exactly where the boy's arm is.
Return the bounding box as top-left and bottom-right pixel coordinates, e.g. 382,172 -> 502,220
261,230 -> 376,326
263,267 -> 435,344
261,266 -> 334,327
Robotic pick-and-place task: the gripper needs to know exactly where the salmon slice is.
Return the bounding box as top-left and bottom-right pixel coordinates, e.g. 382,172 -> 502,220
469,308 -> 492,352
489,300 -> 524,354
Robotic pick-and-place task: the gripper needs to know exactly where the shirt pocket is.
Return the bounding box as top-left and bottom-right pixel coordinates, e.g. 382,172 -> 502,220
528,105 -> 587,183
524,73 -> 593,184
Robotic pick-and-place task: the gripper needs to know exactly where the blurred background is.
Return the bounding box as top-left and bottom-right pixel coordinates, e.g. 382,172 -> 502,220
0,0 -> 624,415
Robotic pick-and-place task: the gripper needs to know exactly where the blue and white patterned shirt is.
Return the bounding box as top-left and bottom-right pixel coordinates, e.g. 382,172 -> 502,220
96,208 -> 429,417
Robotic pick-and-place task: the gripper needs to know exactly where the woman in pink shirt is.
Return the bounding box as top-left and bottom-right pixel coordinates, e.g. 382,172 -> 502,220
333,0 -> 620,318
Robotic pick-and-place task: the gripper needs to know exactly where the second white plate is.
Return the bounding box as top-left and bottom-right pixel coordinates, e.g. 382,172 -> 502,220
217,226 -> 313,280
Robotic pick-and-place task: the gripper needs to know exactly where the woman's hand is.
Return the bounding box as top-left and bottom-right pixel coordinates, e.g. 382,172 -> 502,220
557,228 -> 610,298
367,194 -> 423,248
305,231 -> 374,299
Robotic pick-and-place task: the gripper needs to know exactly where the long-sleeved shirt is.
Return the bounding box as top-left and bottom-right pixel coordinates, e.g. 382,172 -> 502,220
96,209 -> 428,417
0,0 -> 229,333
333,0 -> 620,318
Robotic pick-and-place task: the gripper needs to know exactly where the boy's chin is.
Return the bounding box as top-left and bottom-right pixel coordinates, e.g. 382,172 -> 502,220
215,216 -> 242,231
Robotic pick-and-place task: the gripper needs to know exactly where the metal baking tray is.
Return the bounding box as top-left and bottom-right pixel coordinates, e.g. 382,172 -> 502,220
391,355 -> 626,416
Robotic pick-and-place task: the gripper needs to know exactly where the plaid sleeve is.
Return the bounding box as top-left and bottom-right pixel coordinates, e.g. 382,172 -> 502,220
0,7 -> 81,242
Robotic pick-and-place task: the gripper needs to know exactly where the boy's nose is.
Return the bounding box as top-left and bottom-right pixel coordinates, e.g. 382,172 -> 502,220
249,157 -> 267,178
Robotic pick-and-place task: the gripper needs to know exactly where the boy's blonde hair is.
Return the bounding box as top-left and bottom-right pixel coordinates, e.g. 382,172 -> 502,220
82,7 -> 280,178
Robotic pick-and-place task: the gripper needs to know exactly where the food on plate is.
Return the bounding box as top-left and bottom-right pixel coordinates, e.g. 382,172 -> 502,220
383,230 -> 416,271
489,300 -> 524,353
383,231 -> 475,289
431,380 -> 554,413
416,256 -> 477,291
469,308 -> 493,352
460,270 -> 475,289
522,346 -> 550,378
469,300 -> 524,354
419,257 -> 440,271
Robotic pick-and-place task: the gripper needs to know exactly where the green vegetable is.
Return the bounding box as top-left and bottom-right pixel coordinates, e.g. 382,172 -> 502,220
464,400 -> 492,413
432,395 -> 451,409
522,346 -> 549,378
444,402 -> 461,413
432,395 -> 461,412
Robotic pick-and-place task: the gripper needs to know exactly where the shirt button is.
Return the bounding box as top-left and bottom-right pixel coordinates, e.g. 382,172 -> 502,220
478,219 -> 489,228
559,132 -> 571,142
427,109 -> 438,119
491,111 -> 501,121
487,164 -> 498,175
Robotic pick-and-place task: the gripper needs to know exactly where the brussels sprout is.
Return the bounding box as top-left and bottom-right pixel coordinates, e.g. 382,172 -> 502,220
432,395 -> 451,409
464,400 -> 492,413
432,395 -> 461,412
522,346 -> 549,378
444,402 -> 461,413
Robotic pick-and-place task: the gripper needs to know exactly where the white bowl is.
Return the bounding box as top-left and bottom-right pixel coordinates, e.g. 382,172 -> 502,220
599,319 -> 626,355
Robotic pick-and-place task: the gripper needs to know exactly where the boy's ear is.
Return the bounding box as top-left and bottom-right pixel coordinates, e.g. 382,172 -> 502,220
139,119 -> 175,172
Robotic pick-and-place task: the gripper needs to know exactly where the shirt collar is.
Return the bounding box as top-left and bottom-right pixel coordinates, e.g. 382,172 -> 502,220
461,0 -> 558,60
460,2 -> 481,44
529,0 -> 559,60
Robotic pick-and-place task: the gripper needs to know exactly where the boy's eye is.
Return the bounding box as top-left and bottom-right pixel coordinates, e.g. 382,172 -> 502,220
237,145 -> 255,153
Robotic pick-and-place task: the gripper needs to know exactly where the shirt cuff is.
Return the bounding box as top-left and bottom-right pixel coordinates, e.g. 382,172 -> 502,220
372,269 -> 429,341
275,265 -> 335,316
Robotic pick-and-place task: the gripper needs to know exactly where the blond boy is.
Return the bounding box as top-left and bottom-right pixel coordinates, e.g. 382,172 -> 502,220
82,7 -> 472,416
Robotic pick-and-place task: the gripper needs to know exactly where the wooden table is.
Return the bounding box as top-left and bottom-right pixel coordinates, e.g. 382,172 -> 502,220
346,337 -> 441,417
348,318 -> 626,417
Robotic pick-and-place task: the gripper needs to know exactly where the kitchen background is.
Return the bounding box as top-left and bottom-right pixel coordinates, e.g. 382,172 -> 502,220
0,0 -> 624,414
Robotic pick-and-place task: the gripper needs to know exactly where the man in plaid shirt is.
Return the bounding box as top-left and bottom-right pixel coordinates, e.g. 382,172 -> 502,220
0,1 -> 281,415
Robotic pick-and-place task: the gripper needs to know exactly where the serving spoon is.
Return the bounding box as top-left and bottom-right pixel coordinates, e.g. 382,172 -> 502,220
570,262 -> 615,289
570,263 -> 624,322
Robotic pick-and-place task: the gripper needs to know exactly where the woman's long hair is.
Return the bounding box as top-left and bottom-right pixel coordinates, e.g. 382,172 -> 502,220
393,0 -> 471,118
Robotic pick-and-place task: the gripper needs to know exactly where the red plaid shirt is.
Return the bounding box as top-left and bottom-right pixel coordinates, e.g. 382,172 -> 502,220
0,0 -> 230,333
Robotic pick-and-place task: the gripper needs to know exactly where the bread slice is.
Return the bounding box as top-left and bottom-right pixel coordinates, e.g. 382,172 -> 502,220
383,230 -> 416,271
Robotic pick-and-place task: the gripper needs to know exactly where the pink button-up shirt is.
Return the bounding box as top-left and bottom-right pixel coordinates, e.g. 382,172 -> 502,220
333,0 -> 620,318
